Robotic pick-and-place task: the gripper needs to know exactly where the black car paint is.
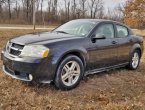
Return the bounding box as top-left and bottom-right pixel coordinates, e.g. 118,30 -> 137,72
1,19 -> 144,83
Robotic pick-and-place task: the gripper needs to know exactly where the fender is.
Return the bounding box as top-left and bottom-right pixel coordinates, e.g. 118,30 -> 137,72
51,47 -> 88,69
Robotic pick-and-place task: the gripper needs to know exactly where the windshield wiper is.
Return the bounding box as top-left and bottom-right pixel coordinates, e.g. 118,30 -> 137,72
56,31 -> 69,34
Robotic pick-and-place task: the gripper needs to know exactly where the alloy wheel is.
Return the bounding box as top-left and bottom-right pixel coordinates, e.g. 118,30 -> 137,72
132,52 -> 139,69
61,61 -> 81,86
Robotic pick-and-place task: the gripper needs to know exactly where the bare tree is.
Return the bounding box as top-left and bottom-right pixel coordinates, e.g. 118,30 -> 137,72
79,0 -> 87,18
93,0 -> 103,18
72,0 -> 77,19
33,0 -> 35,29
88,0 -> 96,18
36,0 -> 40,11
6,0 -> 12,20
67,0 -> 70,20
0,0 -> 106,24
25,0 -> 30,21
14,0 -> 20,19
22,0 -> 34,23
40,0 -> 43,21
88,0 -> 103,18
97,5 -> 104,19
116,3 -> 125,22
64,0 -> 70,20
104,3 -> 125,22
54,0 -> 58,19
47,0 -> 52,14
0,0 -> 5,18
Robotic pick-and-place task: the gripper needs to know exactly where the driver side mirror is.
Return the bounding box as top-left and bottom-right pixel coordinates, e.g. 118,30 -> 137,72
91,34 -> 106,43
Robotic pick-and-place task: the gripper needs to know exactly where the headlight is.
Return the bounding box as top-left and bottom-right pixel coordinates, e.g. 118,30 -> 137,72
21,45 -> 49,58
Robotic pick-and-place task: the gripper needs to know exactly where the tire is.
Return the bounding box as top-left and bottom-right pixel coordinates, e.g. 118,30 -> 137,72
127,50 -> 141,70
54,55 -> 84,90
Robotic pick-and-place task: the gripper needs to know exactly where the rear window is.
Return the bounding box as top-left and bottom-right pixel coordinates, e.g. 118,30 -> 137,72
116,25 -> 129,38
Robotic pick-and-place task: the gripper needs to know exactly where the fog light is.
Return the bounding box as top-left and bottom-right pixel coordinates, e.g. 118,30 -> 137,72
29,74 -> 33,80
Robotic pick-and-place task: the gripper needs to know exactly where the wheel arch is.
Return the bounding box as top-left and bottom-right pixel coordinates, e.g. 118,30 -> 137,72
53,50 -> 87,81
57,50 -> 87,68
130,43 -> 142,57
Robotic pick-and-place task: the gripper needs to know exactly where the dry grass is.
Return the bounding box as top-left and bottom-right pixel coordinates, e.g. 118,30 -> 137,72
0,29 -> 145,110
133,29 -> 145,36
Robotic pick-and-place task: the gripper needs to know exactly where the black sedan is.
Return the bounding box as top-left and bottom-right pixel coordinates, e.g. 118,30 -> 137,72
1,19 -> 144,90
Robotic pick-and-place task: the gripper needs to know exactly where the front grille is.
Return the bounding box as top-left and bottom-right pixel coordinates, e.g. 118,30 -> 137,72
10,49 -> 21,56
6,42 -> 24,56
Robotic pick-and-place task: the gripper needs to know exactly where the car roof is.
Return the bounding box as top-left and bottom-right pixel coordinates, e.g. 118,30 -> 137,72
73,19 -> 131,30
73,19 -> 126,26
74,19 -> 113,22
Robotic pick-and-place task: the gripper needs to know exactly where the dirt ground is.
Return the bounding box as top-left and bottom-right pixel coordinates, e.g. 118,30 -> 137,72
0,29 -> 145,110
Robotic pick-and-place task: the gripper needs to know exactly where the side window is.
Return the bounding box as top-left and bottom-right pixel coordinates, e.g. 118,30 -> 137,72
116,25 -> 129,38
95,24 -> 114,39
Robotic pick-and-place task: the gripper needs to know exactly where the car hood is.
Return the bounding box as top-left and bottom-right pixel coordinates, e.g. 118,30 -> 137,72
11,32 -> 81,45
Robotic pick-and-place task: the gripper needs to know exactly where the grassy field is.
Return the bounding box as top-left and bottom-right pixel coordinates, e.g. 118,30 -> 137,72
0,29 -> 145,110
133,29 -> 145,36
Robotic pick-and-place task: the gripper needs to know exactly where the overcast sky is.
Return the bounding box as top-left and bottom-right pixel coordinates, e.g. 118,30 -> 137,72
103,0 -> 127,9
42,0 -> 127,11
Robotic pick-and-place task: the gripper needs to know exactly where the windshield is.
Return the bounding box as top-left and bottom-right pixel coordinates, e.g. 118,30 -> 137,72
53,20 -> 97,36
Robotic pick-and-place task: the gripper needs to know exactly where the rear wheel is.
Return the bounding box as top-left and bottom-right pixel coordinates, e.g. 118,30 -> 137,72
54,55 -> 84,90
128,50 -> 141,70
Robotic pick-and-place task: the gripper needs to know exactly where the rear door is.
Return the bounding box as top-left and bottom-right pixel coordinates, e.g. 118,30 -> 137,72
115,24 -> 133,63
88,23 -> 118,70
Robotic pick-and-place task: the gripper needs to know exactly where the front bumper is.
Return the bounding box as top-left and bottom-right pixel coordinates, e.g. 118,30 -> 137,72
2,65 -> 33,81
1,51 -> 55,83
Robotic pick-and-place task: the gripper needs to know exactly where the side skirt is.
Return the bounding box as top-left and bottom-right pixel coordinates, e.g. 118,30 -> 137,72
85,62 -> 129,76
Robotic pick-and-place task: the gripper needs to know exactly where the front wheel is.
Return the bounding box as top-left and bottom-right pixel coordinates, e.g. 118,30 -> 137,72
54,55 -> 84,90
127,50 -> 141,70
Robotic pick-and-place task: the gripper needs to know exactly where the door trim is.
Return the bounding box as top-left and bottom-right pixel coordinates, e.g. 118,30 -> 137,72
85,62 -> 129,76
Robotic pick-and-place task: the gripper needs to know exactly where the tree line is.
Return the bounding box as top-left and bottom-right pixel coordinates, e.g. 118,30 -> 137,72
0,0 -> 145,29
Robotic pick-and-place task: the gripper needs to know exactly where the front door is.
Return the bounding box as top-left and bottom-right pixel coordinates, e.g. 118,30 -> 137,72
88,23 -> 118,70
